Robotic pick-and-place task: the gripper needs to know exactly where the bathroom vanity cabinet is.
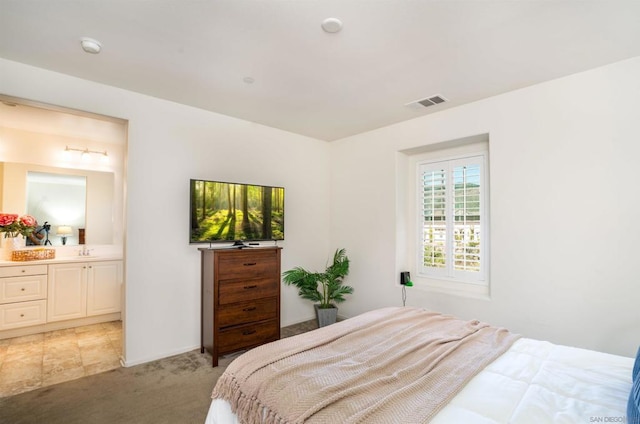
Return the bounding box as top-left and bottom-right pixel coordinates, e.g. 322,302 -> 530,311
0,258 -> 122,338
48,260 -> 122,322
0,264 -> 48,330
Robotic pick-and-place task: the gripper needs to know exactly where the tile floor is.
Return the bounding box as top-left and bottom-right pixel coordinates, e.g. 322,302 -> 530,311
0,321 -> 122,398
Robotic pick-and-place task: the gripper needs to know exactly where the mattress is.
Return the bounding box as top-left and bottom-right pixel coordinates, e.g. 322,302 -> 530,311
205,337 -> 633,424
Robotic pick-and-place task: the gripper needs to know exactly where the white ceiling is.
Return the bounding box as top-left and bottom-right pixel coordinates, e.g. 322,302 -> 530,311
1,0 -> 639,142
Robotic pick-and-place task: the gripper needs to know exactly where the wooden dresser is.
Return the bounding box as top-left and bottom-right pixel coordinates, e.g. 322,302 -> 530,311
199,246 -> 281,366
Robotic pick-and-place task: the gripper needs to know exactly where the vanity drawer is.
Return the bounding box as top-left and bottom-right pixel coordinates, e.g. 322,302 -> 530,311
218,319 -> 279,354
0,274 -> 47,304
218,277 -> 279,305
217,297 -> 278,328
0,299 -> 47,330
0,265 -> 48,278
217,250 -> 278,281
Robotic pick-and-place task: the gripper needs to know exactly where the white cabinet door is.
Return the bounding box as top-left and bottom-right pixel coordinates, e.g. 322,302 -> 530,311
47,263 -> 87,322
86,261 -> 122,316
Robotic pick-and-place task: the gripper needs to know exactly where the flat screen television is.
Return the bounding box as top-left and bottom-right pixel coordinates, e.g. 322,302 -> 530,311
190,179 -> 284,244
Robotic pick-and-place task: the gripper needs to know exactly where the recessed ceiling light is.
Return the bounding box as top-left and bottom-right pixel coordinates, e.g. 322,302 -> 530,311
243,76 -> 255,84
80,37 -> 102,54
321,18 -> 343,33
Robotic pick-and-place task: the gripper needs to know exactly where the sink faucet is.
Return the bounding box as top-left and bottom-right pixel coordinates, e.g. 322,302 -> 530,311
78,246 -> 93,256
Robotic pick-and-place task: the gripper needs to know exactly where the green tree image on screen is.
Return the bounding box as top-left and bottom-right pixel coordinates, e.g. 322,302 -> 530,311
190,180 -> 284,243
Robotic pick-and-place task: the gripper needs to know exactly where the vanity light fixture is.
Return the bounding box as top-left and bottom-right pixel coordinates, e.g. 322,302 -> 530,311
64,146 -> 109,162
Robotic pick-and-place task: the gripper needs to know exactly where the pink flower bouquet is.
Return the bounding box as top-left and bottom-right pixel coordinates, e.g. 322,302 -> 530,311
0,213 -> 37,238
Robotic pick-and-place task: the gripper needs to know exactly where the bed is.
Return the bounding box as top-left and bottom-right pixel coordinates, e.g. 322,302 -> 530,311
206,307 -> 640,424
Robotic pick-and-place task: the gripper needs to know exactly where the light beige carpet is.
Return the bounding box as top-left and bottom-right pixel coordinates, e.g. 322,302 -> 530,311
0,319 -> 317,424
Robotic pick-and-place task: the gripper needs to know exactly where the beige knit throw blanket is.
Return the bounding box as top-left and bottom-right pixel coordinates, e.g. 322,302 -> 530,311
211,306 -> 520,424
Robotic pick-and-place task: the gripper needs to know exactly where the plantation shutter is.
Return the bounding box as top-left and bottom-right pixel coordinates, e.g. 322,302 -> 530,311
418,154 -> 486,283
420,164 -> 448,277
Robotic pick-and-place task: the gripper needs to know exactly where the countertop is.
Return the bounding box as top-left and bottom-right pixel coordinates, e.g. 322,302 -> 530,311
0,255 -> 122,267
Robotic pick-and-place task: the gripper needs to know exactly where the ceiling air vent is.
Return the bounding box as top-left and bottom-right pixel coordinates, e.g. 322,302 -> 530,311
405,94 -> 448,109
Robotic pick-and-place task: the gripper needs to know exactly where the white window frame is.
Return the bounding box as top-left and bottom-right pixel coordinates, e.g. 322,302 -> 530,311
416,152 -> 488,286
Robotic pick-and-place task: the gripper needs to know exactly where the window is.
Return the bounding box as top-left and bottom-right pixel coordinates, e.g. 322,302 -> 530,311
418,153 -> 487,284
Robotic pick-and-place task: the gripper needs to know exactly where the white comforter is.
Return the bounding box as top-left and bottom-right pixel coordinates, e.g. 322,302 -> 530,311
205,338 -> 633,423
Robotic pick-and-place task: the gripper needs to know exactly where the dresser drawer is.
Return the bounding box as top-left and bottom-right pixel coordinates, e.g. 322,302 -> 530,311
218,277 -> 278,305
0,274 -> 47,304
0,264 -> 48,278
217,297 -> 278,328
217,250 -> 278,281
218,319 -> 279,353
0,299 -> 47,330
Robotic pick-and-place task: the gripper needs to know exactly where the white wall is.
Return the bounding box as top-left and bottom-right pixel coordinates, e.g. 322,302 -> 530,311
0,58 -> 331,365
330,56 -> 640,357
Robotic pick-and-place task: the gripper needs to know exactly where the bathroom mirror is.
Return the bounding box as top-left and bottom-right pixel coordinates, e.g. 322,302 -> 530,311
26,172 -> 86,246
0,162 -> 115,246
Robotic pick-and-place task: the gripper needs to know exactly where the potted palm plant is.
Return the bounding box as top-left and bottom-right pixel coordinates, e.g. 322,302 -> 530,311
282,248 -> 354,327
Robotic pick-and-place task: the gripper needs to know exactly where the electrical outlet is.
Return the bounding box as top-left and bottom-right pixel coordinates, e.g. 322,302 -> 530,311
400,271 -> 412,286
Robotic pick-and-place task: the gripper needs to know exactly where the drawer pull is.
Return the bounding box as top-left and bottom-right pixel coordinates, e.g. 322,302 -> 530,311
21,270 -> 26,273
21,288 -> 26,291
20,314 -> 25,317
243,262 -> 257,267
243,285 -> 258,290
242,307 -> 257,312
242,330 -> 256,336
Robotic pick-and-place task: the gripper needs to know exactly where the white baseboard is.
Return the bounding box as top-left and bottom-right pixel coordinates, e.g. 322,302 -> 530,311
122,344 -> 200,367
